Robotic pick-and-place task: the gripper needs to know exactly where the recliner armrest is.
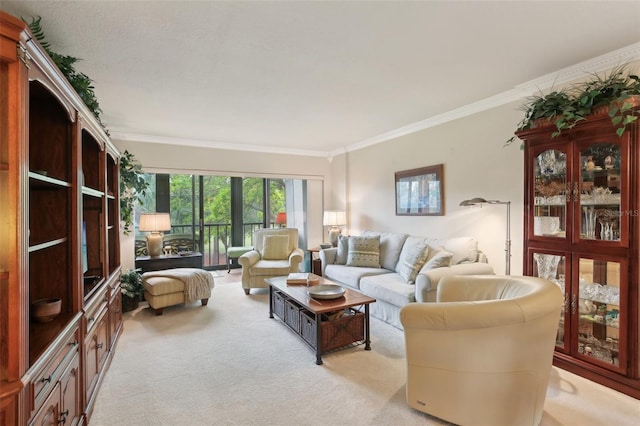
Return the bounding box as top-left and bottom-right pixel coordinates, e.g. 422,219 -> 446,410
289,247 -> 304,263
238,250 -> 260,268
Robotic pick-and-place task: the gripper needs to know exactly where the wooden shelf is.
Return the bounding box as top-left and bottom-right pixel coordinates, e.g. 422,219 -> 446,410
1,11 -> 123,424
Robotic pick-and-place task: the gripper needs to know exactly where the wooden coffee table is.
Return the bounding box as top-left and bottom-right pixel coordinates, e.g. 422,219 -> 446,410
265,276 -> 376,365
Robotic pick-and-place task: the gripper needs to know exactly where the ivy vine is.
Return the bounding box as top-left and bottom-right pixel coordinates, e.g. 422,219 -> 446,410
23,17 -> 149,233
119,150 -> 149,235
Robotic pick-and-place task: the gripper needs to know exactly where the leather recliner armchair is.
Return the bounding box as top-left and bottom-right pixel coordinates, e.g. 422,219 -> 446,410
400,275 -> 563,426
238,228 -> 304,295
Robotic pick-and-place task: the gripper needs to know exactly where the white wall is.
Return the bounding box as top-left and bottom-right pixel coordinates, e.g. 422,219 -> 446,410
117,61 -> 640,275
330,101 -> 525,275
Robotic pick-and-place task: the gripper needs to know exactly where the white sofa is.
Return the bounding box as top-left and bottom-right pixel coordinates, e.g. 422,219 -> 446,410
319,231 -> 494,329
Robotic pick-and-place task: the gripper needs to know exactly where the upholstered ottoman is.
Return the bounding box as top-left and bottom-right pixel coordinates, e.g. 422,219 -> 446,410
227,246 -> 253,272
142,268 -> 214,315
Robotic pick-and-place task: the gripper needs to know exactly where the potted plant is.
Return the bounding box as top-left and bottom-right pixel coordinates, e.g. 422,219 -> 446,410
507,65 -> 640,146
120,269 -> 144,312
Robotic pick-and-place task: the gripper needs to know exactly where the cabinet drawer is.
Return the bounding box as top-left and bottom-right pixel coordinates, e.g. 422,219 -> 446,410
28,327 -> 79,418
84,286 -> 108,334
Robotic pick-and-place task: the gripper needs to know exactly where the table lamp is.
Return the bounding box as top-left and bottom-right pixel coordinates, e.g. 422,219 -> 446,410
275,212 -> 287,228
139,213 -> 171,257
323,210 -> 346,247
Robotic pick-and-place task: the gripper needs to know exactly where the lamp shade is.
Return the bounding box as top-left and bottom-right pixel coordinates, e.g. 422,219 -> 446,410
459,197 -> 488,206
323,210 -> 346,226
138,213 -> 171,232
275,212 -> 287,225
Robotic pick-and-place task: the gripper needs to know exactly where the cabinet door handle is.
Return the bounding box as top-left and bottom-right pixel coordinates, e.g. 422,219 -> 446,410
40,375 -> 52,383
573,182 -> 580,202
58,409 -> 69,424
96,342 -> 104,349
88,317 -> 95,323
571,294 -> 578,315
566,182 -> 572,204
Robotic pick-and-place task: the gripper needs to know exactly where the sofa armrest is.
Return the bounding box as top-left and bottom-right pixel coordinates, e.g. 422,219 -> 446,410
414,262 -> 495,302
319,248 -> 337,275
238,250 -> 260,268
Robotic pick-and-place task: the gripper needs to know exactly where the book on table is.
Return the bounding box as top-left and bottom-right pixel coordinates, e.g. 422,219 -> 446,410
287,273 -> 320,285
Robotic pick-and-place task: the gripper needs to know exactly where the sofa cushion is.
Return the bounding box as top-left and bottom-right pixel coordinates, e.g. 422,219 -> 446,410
360,273 -> 416,306
249,259 -> 292,276
335,235 -> 349,265
396,238 -> 430,284
443,236 -> 478,264
324,264 -> 390,290
362,231 -> 409,270
347,235 -> 381,268
261,235 -> 290,260
421,248 -> 454,271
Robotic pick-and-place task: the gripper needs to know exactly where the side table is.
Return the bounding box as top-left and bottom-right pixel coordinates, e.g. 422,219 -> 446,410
135,252 -> 203,273
307,247 -> 323,276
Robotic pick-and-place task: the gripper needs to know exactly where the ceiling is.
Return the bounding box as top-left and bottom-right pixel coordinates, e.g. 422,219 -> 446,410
2,1 -> 640,157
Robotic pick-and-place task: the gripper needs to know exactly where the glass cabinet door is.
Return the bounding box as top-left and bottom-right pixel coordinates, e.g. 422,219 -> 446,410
532,148 -> 568,239
532,252 -> 567,349
576,141 -> 627,245
574,256 -> 626,373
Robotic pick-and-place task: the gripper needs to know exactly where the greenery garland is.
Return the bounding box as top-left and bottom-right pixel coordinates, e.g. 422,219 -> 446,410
507,65 -> 640,146
24,16 -> 105,130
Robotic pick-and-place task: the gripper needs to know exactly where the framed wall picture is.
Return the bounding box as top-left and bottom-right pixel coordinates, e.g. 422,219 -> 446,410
395,164 -> 444,216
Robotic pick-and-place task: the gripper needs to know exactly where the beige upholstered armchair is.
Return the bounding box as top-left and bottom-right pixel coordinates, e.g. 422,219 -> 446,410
400,275 -> 563,426
238,228 -> 304,294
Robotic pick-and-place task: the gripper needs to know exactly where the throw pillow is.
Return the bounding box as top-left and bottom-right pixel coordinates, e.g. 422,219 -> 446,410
335,235 -> 349,265
346,235 -> 380,268
443,237 -> 478,264
420,248 -> 454,271
261,235 -> 290,260
397,241 -> 430,284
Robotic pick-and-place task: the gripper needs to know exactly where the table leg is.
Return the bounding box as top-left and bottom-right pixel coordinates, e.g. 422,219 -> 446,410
364,303 -> 371,351
268,286 -> 274,319
315,312 -> 323,365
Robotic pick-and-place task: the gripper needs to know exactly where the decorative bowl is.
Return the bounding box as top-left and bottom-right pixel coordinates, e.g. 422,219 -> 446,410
31,298 -> 62,322
307,284 -> 345,300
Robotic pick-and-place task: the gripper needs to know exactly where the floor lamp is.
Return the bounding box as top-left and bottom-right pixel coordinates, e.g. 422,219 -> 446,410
459,197 -> 511,275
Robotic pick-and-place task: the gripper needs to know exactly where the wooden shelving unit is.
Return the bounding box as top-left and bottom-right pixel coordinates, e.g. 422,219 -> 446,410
0,11 -> 123,424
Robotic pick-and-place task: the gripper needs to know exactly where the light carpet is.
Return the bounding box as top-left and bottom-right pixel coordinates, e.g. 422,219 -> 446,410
91,272 -> 639,425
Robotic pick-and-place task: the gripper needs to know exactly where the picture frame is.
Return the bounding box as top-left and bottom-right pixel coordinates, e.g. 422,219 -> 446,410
395,164 -> 444,216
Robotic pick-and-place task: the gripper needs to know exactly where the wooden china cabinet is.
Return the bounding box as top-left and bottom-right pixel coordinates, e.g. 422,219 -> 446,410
518,108 -> 640,398
1,11 -> 123,424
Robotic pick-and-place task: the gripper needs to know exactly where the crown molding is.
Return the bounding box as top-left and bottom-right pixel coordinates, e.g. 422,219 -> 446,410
113,42 -> 640,160
339,41 -> 640,156
109,131 -> 329,158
